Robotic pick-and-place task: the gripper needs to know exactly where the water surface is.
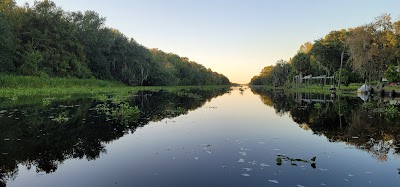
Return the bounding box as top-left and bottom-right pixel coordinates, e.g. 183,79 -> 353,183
1,86 -> 400,187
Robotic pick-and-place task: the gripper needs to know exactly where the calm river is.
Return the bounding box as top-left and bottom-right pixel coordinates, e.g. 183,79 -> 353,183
1,86 -> 400,187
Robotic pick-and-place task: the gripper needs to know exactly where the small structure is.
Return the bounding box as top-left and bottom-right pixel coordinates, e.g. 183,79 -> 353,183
293,74 -> 334,87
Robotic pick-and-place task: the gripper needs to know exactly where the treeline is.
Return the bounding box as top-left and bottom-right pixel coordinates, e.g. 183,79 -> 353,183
0,0 -> 230,86
250,13 -> 400,86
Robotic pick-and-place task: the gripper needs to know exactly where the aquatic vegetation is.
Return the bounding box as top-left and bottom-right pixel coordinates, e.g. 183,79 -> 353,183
111,102 -> 140,125
175,90 -> 202,100
42,98 -> 52,106
314,102 -> 322,109
53,113 -> 69,124
276,155 -> 316,168
362,102 -> 373,110
385,105 -> 399,121
95,97 -> 140,124
95,94 -> 108,103
10,95 -> 18,102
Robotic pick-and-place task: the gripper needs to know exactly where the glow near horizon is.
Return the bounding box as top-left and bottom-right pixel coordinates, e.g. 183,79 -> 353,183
15,0 -> 400,84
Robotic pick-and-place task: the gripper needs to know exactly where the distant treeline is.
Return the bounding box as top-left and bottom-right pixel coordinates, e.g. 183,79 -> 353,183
250,13 -> 400,86
0,0 -> 230,86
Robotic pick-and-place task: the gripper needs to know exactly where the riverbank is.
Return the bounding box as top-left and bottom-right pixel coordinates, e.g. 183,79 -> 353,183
0,75 -> 232,100
249,83 -> 400,96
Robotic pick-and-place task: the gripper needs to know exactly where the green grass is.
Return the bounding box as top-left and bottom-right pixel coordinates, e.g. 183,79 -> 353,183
249,83 -> 363,96
0,75 -> 232,105
0,75 -> 125,88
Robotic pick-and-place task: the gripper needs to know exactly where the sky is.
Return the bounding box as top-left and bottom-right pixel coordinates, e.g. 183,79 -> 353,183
15,0 -> 400,84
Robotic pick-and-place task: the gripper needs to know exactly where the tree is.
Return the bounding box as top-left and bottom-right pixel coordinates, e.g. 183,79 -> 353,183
0,0 -> 230,86
385,64 -> 400,83
311,30 -> 348,75
249,65 -> 274,85
0,12 -> 16,72
271,60 -> 290,86
299,42 -> 313,54
291,52 -> 310,82
346,14 -> 396,83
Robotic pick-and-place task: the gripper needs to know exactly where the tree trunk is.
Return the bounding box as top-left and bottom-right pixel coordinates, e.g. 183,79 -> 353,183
299,72 -> 303,84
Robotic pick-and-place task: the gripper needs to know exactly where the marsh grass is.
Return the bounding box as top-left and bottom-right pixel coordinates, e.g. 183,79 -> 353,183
0,75 -> 125,88
250,83 -> 363,96
0,75 -> 231,101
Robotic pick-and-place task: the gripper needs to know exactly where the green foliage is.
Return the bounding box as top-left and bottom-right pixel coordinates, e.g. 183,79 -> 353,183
386,65 -> 400,82
334,68 -> 351,86
19,51 -> 43,76
251,14 -> 398,87
0,12 -> 16,73
0,75 -> 125,88
271,60 -> 291,86
347,14 -> 397,82
311,30 -> 347,75
0,0 -> 230,86
314,103 -> 322,109
249,63 -> 289,86
53,112 -> 69,124
111,102 -> 140,125
96,100 -> 140,125
385,105 -> 399,121
42,98 -> 52,106
292,52 -> 311,76
362,102 -> 373,110
149,49 -> 230,86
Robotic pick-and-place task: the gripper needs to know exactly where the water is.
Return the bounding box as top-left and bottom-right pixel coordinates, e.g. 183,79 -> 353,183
1,86 -> 400,187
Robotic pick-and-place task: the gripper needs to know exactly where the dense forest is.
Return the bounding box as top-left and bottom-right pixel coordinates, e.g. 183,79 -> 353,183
250,14 -> 400,87
0,0 -> 230,86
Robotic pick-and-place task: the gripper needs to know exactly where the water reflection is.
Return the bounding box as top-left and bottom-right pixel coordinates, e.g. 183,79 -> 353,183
0,87 -> 230,186
251,87 -> 400,162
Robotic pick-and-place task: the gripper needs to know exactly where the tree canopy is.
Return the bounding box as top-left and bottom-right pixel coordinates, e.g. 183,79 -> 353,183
250,13 -> 400,86
0,0 -> 230,86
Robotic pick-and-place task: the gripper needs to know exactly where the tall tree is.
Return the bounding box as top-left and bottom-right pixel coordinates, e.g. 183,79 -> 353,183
299,42 -> 313,54
311,30 -> 348,75
291,52 -> 310,82
271,60 -> 291,86
0,11 -> 16,72
347,14 -> 396,82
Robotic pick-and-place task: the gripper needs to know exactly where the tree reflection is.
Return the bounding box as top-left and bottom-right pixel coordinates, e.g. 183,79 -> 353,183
251,87 -> 400,163
0,87 -> 230,186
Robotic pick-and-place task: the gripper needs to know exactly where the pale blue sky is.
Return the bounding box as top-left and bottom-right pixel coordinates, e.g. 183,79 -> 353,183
16,0 -> 400,83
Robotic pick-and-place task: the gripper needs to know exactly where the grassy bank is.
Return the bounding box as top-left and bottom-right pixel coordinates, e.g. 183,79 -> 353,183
0,75 -> 126,88
249,83 -> 362,95
250,82 -> 400,96
0,75 -> 232,99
